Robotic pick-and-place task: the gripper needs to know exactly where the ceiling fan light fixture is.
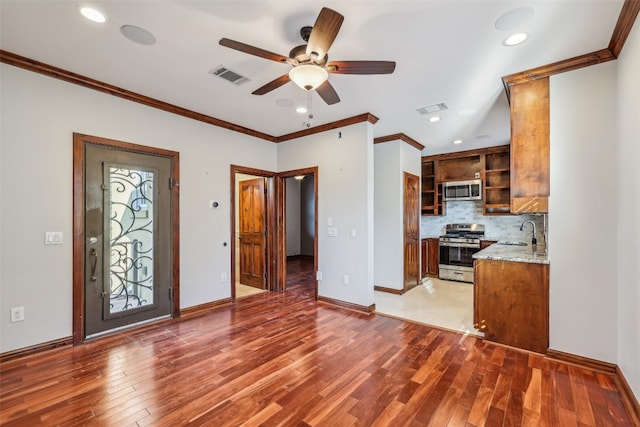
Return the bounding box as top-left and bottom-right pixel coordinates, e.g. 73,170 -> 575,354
289,65 -> 328,91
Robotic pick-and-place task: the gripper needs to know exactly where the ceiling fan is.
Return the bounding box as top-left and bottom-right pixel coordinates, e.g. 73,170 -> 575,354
219,7 -> 396,105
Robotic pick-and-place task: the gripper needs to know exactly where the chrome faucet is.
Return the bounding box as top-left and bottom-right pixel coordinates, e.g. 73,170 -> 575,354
520,220 -> 537,245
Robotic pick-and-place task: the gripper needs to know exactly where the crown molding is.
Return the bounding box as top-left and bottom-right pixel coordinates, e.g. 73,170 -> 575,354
0,50 -> 379,144
374,133 -> 425,151
502,0 -> 638,98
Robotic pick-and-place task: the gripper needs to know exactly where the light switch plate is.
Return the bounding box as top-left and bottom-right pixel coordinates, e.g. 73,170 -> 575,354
45,231 -> 63,245
10,306 -> 24,323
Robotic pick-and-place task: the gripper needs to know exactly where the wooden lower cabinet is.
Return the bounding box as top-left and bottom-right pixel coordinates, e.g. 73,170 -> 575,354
427,238 -> 439,277
480,240 -> 497,250
421,238 -> 439,278
474,259 -> 549,353
421,238 -> 440,278
421,239 -> 428,278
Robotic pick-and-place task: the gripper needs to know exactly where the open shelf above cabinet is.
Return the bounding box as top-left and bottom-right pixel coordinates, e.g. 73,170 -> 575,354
421,145 -> 510,216
421,159 -> 444,216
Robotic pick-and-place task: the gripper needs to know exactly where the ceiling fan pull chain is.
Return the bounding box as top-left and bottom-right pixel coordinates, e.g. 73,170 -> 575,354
306,90 -> 313,128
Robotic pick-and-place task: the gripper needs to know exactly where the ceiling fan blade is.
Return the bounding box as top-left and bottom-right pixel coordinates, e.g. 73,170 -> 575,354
306,8 -> 344,60
327,61 -> 396,74
315,80 -> 340,105
252,74 -> 291,95
219,38 -> 290,63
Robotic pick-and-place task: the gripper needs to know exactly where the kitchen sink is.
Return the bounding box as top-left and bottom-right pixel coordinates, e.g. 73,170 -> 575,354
497,241 -> 528,246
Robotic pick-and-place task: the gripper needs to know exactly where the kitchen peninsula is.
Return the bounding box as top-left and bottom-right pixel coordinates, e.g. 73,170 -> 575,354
473,242 -> 549,353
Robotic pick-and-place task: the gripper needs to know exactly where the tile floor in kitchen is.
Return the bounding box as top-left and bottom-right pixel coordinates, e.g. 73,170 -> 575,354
374,277 -> 483,337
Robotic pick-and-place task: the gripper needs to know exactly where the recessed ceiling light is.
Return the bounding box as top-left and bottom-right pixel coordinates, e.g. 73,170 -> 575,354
296,107 -> 308,114
503,33 -> 528,47
121,25 -> 156,45
453,139 -> 463,145
428,116 -> 440,123
79,7 -> 106,23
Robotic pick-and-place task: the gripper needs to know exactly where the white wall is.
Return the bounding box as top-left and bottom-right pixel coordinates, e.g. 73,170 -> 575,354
0,64 -> 277,352
300,176 -> 315,256
616,19 -> 640,398
374,142 -> 402,289
277,124 -> 375,308
373,140 -> 421,290
549,63 -> 618,363
285,178 -> 301,256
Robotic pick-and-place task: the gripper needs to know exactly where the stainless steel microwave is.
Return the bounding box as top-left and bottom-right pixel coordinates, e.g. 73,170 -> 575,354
442,179 -> 482,201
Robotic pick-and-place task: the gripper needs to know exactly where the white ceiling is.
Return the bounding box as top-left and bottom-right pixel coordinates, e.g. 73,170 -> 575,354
0,1 -> 624,154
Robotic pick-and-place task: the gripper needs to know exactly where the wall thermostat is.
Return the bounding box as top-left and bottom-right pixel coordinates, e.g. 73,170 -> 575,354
210,201 -> 220,208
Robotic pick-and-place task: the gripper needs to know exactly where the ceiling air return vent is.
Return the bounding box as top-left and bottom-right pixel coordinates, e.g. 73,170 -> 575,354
209,65 -> 249,86
416,102 -> 448,115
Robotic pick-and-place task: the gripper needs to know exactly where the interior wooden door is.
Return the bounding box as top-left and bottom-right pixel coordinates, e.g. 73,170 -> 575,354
403,172 -> 420,291
239,178 -> 267,288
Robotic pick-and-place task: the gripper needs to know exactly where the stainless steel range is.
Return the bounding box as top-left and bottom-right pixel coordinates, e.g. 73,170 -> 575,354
439,223 -> 485,283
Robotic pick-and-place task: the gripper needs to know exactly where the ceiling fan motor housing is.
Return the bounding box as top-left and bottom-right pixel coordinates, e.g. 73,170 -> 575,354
300,26 -> 312,42
289,44 -> 327,66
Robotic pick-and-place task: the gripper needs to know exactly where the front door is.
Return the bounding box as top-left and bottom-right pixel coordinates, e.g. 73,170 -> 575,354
239,178 -> 267,289
84,143 -> 173,337
404,172 -> 420,291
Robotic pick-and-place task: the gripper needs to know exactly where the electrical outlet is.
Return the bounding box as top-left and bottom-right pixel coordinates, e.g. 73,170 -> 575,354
343,275 -> 349,285
10,307 -> 24,323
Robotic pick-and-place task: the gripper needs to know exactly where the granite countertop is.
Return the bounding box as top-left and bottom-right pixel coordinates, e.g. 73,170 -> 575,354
473,241 -> 549,265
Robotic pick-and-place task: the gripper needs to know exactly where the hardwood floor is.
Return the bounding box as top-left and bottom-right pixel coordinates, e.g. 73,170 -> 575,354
1,260 -> 635,426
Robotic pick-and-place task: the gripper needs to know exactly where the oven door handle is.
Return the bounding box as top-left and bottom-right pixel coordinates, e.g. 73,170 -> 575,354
439,242 -> 480,249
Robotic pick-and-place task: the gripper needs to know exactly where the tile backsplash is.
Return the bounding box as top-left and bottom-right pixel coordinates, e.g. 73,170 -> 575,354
421,200 -> 547,245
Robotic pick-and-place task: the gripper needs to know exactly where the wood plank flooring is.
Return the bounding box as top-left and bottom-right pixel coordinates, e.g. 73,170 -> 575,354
0,258 -> 635,426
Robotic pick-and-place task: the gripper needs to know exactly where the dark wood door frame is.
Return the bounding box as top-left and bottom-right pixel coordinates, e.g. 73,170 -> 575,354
275,167 -> 318,298
230,166 -> 277,300
72,133 -> 180,345
231,165 -> 318,299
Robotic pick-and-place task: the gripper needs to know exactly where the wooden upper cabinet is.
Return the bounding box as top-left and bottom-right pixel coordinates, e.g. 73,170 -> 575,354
422,145 -> 510,216
439,156 -> 481,182
510,77 -> 550,213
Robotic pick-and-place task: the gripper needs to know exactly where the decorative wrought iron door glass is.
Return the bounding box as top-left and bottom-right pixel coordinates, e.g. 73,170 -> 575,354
105,165 -> 156,316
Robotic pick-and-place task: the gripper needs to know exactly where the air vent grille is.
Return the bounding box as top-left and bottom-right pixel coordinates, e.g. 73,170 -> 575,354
209,65 -> 249,85
416,102 -> 448,115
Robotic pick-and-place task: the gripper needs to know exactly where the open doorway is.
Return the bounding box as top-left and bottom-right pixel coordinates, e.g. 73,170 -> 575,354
283,173 -> 316,294
231,166 -> 276,300
231,165 -> 318,301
